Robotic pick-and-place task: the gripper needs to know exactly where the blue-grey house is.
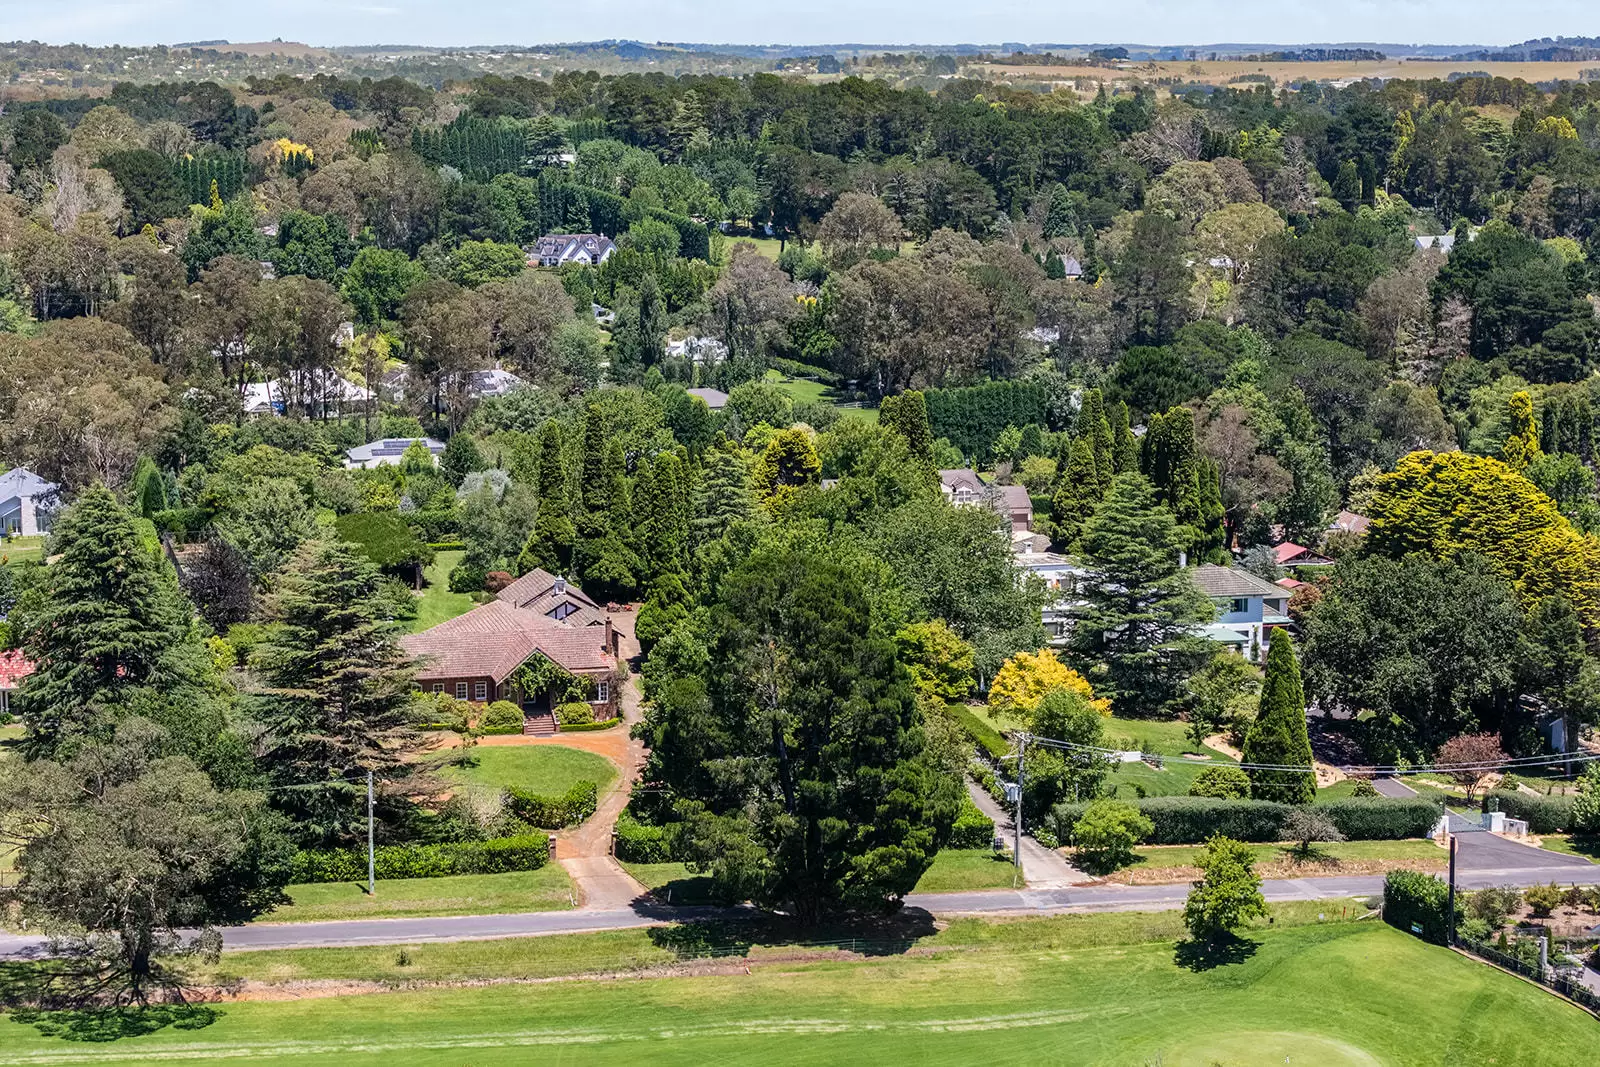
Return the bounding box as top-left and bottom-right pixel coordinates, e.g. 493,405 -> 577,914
1191,564 -> 1292,660
0,467 -> 59,537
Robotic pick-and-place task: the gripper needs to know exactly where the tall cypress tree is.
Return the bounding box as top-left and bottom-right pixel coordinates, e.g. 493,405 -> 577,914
1242,628 -> 1316,804
518,419 -> 575,575
1050,437 -> 1102,551
1110,401 -> 1139,473
695,447 -> 755,546
1069,475 -> 1215,714
880,389 -> 935,467
255,539 -> 420,843
16,487 -> 205,758
1077,389 -> 1113,492
1140,407 -> 1223,558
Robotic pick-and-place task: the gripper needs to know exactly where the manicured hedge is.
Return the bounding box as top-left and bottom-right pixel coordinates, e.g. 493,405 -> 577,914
949,704 -> 1010,762
1049,796 -> 1439,846
478,700 -> 524,735
1481,790 -> 1574,834
291,833 -> 549,884
615,809 -> 679,863
950,798 -> 997,850
561,718 -> 622,732
507,780 -> 599,829
1384,869 -> 1457,945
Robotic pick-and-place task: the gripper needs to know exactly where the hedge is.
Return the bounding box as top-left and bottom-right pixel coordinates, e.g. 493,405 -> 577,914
291,833 -> 549,884
507,780 -> 599,829
1481,790 -> 1574,834
429,541 -> 467,552
950,798 -> 996,850
561,718 -> 622,732
1049,796 -> 1439,846
949,704 -> 1010,762
1384,869 -> 1457,945
478,700 -> 524,735
555,700 -> 595,726
615,809 -> 679,863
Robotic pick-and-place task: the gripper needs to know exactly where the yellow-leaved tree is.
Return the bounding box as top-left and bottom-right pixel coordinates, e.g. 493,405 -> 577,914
987,648 -> 1111,721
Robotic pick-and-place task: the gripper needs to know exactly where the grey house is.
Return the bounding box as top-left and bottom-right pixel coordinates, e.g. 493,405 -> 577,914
0,467 -> 59,537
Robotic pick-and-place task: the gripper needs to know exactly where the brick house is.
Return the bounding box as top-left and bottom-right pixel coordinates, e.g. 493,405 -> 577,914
400,574 -> 620,727
0,648 -> 34,719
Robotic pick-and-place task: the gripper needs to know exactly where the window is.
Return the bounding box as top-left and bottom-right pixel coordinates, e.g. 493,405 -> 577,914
1230,597 -> 1249,614
432,684 -> 443,694
596,679 -> 610,703
455,682 -> 468,699
474,681 -> 488,702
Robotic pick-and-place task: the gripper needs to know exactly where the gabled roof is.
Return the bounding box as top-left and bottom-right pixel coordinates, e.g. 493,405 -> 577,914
939,469 -> 986,495
686,387 -> 729,410
494,568 -> 607,626
1272,541 -> 1333,565
0,648 -> 34,689
1330,510 -> 1370,535
0,467 -> 57,502
998,484 -> 1032,512
400,599 -> 614,683
1191,564 -> 1288,600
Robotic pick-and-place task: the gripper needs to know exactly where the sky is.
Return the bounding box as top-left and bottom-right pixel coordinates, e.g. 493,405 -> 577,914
1,0 -> 1595,50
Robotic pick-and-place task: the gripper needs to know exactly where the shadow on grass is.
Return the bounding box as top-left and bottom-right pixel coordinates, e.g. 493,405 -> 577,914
8,1004 -> 221,1042
1174,933 -> 1260,972
647,908 -> 941,962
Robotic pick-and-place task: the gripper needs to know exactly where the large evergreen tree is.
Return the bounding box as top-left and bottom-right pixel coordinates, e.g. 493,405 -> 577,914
879,389 -> 935,466
640,547 -> 955,920
1110,400 -> 1139,473
1242,628 -> 1316,804
1069,475 -> 1215,715
694,446 -> 756,546
1050,437 -> 1102,551
16,486 -> 207,758
253,539 -> 419,844
518,419 -> 575,575
1075,388 -> 1113,492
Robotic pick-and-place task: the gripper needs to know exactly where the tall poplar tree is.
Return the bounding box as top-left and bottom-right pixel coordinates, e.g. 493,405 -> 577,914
1242,628 -> 1316,804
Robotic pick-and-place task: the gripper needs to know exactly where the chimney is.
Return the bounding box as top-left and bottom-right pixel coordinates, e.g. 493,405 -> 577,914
604,617 -> 615,656
554,575 -> 566,596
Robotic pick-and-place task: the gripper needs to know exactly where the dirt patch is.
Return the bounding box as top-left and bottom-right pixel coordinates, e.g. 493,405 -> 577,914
1103,855 -> 1446,886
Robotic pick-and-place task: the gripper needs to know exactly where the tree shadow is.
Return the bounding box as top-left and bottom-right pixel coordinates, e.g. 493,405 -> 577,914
646,908 -> 940,962
8,1004 -> 221,1042
1173,934 -> 1260,972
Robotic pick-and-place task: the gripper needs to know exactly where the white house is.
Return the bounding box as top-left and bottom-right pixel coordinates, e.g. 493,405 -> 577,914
240,371 -> 373,418
0,467 -> 59,537
1191,564 -> 1292,659
665,335 -> 729,365
345,438 -> 447,470
1016,548 -> 1088,647
530,234 -> 617,268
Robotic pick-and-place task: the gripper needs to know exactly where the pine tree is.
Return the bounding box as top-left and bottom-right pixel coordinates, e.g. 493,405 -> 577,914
572,424 -> 641,601
635,451 -> 691,581
1110,401 -> 1138,473
1196,460 -> 1228,561
695,447 -> 755,546
1241,628 -> 1316,804
880,390 -> 935,466
255,539 -> 420,843
16,487 -> 203,758
1331,159 -> 1361,212
1140,407 -> 1223,557
1069,475 -> 1216,714
1050,438 -> 1102,551
1077,389 -> 1113,491
518,420 -> 575,575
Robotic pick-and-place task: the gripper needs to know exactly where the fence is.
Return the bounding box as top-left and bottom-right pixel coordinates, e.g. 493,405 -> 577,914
1458,937 -> 1600,1015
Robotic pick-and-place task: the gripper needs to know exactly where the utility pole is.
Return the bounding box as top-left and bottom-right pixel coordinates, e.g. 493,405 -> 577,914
367,770 -> 376,897
1446,833 -> 1457,946
1014,732 -> 1028,872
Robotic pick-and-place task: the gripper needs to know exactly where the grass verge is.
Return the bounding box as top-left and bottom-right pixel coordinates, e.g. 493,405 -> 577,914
258,868 -> 575,923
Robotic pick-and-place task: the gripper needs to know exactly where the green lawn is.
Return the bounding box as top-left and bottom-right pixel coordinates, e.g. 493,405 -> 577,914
763,369 -> 878,423
260,868 -> 574,923
625,848 -> 1022,902
443,745 -> 617,797
17,908 -> 1594,1064
1532,835 -> 1600,861
0,535 -> 45,565
409,549 -> 479,633
1129,839 -> 1443,871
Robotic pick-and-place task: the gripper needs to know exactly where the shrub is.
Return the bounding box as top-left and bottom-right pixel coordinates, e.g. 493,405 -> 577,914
560,718 -> 622,732
1183,835 -> 1268,941
615,809 -> 679,863
555,700 -> 595,726
1481,790 -> 1574,834
291,833 -> 549,884
1349,777 -> 1380,798
448,561 -> 488,593
485,570 -> 514,593
1319,798 -> 1437,840
478,700 -> 524,735
1498,773 -> 1522,792
411,693 -> 471,732
1384,869 -> 1457,945
949,799 -> 996,850
1073,799 -> 1153,871
1189,766 -> 1252,800
1568,765 -> 1600,835
1524,881 -> 1566,917
1282,807 -> 1345,857
949,703 -> 1010,762
507,780 -> 599,828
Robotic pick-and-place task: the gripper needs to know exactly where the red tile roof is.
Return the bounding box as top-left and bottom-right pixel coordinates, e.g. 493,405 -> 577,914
400,600 -> 614,683
0,648 -> 34,689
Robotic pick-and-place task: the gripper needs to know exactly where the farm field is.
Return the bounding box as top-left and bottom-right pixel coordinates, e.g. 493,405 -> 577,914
442,744 -> 617,798
10,909 -> 1593,1065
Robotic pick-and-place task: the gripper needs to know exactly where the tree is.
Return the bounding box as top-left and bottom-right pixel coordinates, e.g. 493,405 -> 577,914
1189,765 -> 1253,799
1281,807 -> 1344,860
987,648 -> 1107,720
1500,390 -> 1542,471
0,720 -> 291,1003
815,192 -> 903,269
517,420 -> 575,575
1182,835 -> 1269,942
1050,437 -> 1103,551
1110,401 -> 1139,473
1436,733 -> 1508,802
693,447 -> 755,547
216,478 -> 318,587
879,389 -> 935,466
1185,652 -> 1261,752
1112,210 -> 1189,345
634,451 -> 691,581
1027,687 -> 1112,811
640,547 -> 954,920
440,433 -> 484,486
1075,388 -> 1113,491
1069,475 -> 1215,716
342,246 -> 425,327
15,487 -> 205,759
253,539 -> 419,845
1072,799 -> 1152,873
895,620 -> 975,702
181,538 -> 255,632
1241,628 -> 1316,805
753,428 -> 821,513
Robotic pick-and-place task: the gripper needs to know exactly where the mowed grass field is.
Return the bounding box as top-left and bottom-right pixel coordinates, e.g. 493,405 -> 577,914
624,847 -> 1021,903
9,910 -> 1594,1064
409,549 -> 478,632
442,744 -> 617,797
260,868 -> 575,923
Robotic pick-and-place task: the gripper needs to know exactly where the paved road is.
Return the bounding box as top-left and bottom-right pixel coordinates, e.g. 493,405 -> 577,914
1372,776 -> 1418,798
4,849 -> 1594,958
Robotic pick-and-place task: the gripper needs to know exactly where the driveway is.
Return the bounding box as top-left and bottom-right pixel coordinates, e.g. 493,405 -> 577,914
1372,777 -> 1418,799
1452,828 -> 1594,873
